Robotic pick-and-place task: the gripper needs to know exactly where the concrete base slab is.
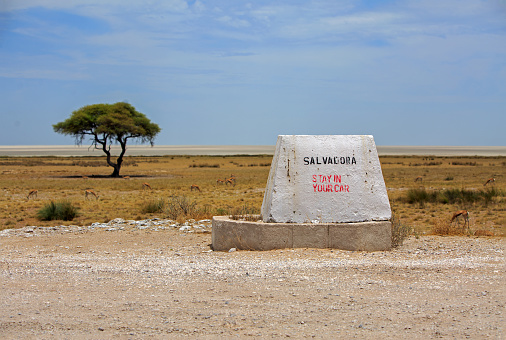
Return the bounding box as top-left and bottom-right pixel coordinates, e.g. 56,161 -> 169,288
212,216 -> 391,251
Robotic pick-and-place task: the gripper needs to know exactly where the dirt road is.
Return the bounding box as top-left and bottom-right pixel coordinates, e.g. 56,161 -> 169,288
1,224 -> 504,339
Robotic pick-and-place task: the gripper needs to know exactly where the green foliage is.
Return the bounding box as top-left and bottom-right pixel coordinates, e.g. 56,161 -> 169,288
140,198 -> 166,214
37,200 -> 79,221
391,214 -> 412,248
406,188 -> 433,204
53,102 -> 161,177
53,102 -> 161,146
405,187 -> 503,205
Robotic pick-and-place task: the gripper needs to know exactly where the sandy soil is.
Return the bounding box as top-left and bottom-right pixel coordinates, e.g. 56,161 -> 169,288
1,225 -> 504,339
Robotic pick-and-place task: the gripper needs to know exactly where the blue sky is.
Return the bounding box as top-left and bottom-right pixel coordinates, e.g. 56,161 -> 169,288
0,0 -> 505,146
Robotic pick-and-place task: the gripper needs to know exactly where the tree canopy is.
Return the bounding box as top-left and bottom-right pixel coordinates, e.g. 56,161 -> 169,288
53,102 -> 161,177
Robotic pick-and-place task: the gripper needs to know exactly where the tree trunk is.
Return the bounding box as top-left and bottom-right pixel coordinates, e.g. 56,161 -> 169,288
110,139 -> 127,177
110,164 -> 121,177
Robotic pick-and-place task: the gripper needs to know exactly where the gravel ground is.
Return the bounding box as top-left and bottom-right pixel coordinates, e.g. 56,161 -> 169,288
1,220 -> 504,339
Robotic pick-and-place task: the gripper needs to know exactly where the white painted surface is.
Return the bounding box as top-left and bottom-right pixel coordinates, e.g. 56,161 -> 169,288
261,135 -> 391,223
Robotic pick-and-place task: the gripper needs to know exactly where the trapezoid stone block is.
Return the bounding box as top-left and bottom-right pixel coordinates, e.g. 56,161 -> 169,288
261,135 -> 391,223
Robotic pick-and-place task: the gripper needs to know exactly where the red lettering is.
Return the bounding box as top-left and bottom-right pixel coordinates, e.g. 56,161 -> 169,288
313,184 -> 318,192
345,185 -> 350,192
334,175 -> 341,183
312,175 -> 317,182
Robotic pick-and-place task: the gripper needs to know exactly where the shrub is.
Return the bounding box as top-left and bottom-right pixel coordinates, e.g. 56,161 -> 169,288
188,163 -> 220,168
474,229 -> 494,237
37,200 -> 79,221
166,196 -> 212,221
481,187 -> 499,207
230,204 -> 260,221
140,198 -> 165,214
431,216 -> 467,236
390,214 -> 412,248
405,188 -> 503,206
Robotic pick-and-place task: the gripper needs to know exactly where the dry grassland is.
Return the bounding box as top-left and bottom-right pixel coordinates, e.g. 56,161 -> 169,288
0,155 -> 504,236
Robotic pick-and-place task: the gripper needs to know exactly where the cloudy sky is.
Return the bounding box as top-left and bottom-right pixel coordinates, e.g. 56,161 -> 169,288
1,0 -> 505,146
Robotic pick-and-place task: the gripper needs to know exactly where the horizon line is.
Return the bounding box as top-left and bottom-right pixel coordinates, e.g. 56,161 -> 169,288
0,145 -> 505,157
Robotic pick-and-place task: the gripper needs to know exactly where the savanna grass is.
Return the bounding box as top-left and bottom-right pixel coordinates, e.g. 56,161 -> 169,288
0,154 -> 504,236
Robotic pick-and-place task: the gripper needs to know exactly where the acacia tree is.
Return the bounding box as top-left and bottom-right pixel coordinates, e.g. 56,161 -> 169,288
53,102 -> 161,177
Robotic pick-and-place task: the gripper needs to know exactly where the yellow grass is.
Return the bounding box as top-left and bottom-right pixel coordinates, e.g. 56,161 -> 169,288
0,155 -> 504,236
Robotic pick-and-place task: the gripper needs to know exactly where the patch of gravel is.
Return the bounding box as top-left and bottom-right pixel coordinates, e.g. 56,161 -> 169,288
0,219 -> 504,338
0,217 -> 212,236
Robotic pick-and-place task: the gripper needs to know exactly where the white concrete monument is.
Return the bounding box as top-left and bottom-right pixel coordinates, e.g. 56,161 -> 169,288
212,135 -> 392,251
261,135 -> 391,223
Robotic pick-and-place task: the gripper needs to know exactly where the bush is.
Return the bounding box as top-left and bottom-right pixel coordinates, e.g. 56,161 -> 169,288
390,214 -> 412,248
405,187 -> 503,206
230,204 -> 260,221
406,188 -> 433,204
140,198 -> 165,214
37,200 -> 79,221
166,196 -> 211,221
431,216 -> 467,236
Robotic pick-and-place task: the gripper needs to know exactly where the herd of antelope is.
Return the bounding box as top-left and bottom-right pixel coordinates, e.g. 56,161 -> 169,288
25,174 -> 239,202
23,170 -> 497,231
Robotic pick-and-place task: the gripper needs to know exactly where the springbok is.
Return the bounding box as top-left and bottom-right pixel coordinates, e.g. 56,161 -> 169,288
484,178 -> 495,186
414,176 -> 423,182
225,175 -> 236,185
142,182 -> 152,190
85,189 -> 99,200
190,184 -> 201,192
27,189 -> 38,200
451,210 -> 469,229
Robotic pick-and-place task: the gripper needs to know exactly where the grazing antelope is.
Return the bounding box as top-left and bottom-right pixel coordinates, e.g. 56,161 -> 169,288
451,210 -> 469,229
190,184 -> 201,192
225,178 -> 235,186
123,176 -> 131,180
142,182 -> 152,190
85,189 -> 99,200
216,179 -> 225,185
27,189 -> 38,200
414,176 -> 423,182
484,178 -> 495,186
